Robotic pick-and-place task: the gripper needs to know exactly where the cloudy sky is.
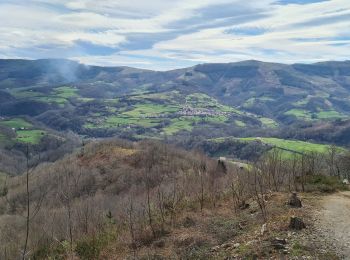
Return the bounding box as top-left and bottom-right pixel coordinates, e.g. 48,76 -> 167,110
0,0 -> 349,70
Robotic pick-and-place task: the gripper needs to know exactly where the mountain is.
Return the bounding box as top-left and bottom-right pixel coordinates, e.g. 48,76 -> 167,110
0,59 -> 350,146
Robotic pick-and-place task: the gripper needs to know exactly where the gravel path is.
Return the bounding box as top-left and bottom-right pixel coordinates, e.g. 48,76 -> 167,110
313,191 -> 350,259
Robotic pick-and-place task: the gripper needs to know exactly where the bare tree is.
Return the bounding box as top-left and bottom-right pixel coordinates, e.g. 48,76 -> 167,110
22,145 -> 30,260
251,166 -> 268,222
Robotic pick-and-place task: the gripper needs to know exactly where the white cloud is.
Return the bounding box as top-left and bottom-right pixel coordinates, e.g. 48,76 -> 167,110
0,0 -> 349,69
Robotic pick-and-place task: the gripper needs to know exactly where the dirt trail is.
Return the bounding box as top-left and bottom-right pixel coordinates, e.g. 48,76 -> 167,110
313,191 -> 350,259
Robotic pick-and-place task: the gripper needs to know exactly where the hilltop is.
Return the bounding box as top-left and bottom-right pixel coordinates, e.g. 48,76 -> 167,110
1,139 -> 349,259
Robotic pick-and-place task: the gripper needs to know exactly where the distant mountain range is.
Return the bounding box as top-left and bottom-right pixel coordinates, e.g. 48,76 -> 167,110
0,59 -> 349,146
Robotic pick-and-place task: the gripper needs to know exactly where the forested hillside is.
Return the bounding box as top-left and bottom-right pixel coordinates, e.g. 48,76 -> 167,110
1,139 -> 349,259
0,59 -> 350,147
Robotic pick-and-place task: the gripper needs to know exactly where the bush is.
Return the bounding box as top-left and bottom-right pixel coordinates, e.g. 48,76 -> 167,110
75,237 -> 102,260
305,175 -> 349,193
32,241 -> 66,260
207,218 -> 241,243
177,237 -> 211,260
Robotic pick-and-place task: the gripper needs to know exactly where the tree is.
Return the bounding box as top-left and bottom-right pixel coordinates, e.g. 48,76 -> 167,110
22,145 -> 30,260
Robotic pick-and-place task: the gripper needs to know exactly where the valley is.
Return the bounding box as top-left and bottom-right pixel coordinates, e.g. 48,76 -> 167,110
0,59 -> 350,259
0,60 -> 349,145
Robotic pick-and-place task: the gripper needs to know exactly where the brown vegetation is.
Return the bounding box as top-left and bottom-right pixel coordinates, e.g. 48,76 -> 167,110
0,139 -> 349,259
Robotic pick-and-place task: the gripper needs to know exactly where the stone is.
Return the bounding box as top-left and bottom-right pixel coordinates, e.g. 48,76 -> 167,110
154,239 -> 165,248
261,223 -> 267,235
289,217 -> 306,230
288,193 -> 302,208
271,238 -> 287,250
222,243 -> 231,249
183,216 -> 196,227
239,201 -> 250,210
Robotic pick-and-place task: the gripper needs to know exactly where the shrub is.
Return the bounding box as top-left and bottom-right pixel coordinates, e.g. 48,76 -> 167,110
207,218 -> 240,243
177,237 -> 211,260
32,241 -> 66,260
75,237 -> 102,260
305,175 -> 349,193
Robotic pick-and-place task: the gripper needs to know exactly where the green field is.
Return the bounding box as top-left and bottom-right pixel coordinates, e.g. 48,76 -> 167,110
285,109 -> 312,120
212,136 -> 345,159
243,97 -> 275,108
123,103 -> 180,117
316,110 -> 345,119
8,86 -> 78,106
15,130 -> 46,144
239,137 -> 333,154
0,118 -> 45,145
83,91 -> 247,133
235,120 -> 246,127
285,108 -> 346,121
0,118 -> 33,129
260,118 -> 278,128
163,118 -> 194,135
54,86 -> 78,98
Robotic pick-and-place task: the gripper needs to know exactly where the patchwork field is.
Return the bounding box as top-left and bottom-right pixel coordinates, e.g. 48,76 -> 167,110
0,118 -> 32,129
3,78 -> 349,142
238,137 -> 334,154
212,136 -> 344,159
0,118 -> 46,145
9,86 -> 79,106
285,108 -> 346,121
83,91 -> 262,136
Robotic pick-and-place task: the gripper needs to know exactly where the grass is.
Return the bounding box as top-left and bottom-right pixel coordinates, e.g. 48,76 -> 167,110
123,103 -> 179,117
316,110 -> 345,119
212,136 -> 344,159
0,118 -> 47,145
260,117 -> 278,128
8,86 -> 78,106
53,86 -> 78,98
0,118 -> 33,129
206,115 -> 229,124
243,97 -> 275,108
239,137 -> 333,154
286,108 -> 346,121
235,120 -> 246,127
163,118 -> 194,135
35,96 -> 68,105
285,109 -> 313,120
138,91 -> 182,102
15,130 -> 46,144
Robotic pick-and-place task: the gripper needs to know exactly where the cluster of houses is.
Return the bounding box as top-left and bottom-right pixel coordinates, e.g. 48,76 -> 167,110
138,105 -> 232,119
177,106 -> 230,117
11,127 -> 28,132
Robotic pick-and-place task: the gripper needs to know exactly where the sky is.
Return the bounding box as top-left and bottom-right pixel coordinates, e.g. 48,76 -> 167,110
0,0 -> 349,70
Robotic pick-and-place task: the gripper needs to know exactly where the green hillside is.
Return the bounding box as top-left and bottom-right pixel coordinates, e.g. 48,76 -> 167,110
0,118 -> 46,145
